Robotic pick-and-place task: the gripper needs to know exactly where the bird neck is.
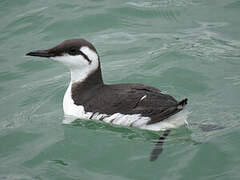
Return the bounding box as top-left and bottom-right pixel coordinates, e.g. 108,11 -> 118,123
71,65 -> 104,87
69,66 -> 104,105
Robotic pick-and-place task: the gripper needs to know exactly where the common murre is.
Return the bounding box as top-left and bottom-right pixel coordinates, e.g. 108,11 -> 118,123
26,38 -> 188,130
26,38 -> 188,161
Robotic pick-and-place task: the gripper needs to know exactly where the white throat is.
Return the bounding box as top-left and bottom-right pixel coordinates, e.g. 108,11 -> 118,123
70,46 -> 99,83
51,46 -> 99,83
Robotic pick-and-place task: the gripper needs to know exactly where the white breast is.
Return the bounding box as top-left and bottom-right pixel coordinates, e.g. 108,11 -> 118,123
63,82 -> 92,119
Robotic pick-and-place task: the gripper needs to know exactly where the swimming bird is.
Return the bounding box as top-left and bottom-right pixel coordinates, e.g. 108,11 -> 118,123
26,38 -> 188,161
26,38 -> 188,131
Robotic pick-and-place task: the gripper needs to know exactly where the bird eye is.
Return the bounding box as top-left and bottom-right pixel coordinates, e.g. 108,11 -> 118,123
69,47 -> 78,55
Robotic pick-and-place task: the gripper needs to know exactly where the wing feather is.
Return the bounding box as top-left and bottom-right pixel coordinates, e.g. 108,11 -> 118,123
81,83 -> 181,124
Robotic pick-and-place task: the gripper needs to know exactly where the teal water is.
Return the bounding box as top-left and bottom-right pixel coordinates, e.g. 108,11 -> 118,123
1,0 -> 240,179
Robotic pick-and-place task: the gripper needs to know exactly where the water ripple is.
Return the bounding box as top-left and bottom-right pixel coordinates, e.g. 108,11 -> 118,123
126,0 -> 196,8
16,7 -> 48,18
224,0 -> 240,9
148,22 -> 240,61
224,76 -> 240,86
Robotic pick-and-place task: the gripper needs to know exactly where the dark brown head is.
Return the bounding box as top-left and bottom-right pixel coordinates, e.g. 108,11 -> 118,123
26,38 -> 101,82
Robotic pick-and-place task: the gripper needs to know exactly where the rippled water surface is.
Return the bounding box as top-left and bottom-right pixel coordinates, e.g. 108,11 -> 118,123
0,0 -> 240,179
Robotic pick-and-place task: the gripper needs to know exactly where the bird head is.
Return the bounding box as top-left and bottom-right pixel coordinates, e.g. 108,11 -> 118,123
26,38 -> 100,83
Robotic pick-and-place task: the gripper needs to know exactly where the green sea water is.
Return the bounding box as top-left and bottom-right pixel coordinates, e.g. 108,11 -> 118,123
0,0 -> 240,179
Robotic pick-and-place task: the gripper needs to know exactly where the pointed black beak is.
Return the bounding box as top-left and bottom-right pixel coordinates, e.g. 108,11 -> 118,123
26,50 -> 52,58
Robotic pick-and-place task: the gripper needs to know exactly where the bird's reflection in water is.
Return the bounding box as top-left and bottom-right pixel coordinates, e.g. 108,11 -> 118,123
64,118 -> 197,161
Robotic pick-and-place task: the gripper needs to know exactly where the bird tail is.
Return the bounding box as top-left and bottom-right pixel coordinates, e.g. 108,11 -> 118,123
177,98 -> 188,109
